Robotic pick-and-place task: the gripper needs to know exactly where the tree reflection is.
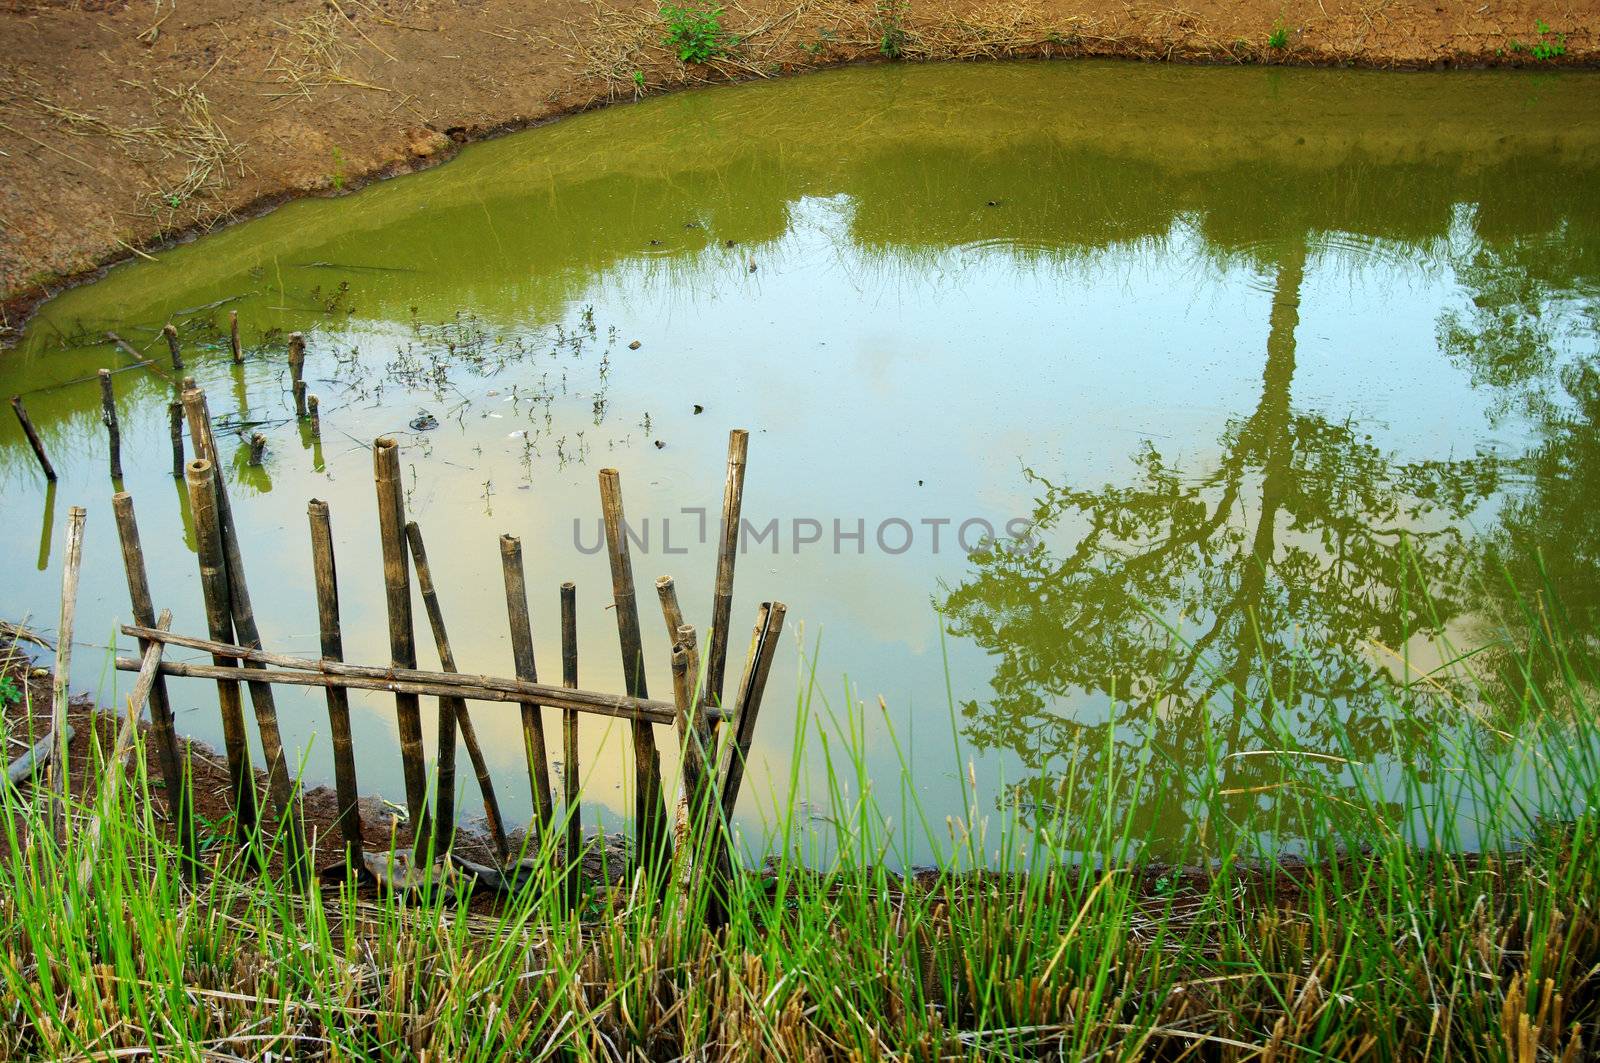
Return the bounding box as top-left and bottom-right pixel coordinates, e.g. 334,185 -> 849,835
940,237 -> 1503,842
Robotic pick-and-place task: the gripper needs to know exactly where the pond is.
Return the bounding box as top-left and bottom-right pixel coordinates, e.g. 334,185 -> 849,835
4,61 -> 1599,865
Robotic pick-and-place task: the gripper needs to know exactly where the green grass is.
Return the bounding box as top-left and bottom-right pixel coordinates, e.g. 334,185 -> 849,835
1268,22 -> 1291,50
0,595 -> 1597,1059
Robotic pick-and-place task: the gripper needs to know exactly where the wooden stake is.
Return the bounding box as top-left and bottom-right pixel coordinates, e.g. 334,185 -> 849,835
11,395 -> 56,482
183,386 -> 307,878
408,520 -> 512,864
248,432 -> 267,466
498,534 -> 554,834
373,436 -> 429,839
162,324 -> 184,371
719,602 -> 787,822
185,459 -> 260,851
670,624 -> 726,926
168,402 -> 185,478
308,394 -> 321,438
50,505 -> 86,841
119,625 -> 699,724
707,429 -> 749,721
112,492 -> 195,868
307,499 -> 364,870
98,369 -> 123,481
229,310 -> 243,364
288,332 -> 307,418
560,581 -> 581,903
598,467 -> 670,878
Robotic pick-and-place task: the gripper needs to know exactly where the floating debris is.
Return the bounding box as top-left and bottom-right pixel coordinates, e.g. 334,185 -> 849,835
628,340 -> 641,350
410,410 -> 439,431
693,404 -> 704,415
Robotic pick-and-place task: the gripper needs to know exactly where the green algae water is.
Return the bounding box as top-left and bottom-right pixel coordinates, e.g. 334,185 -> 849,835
4,62 -> 1599,863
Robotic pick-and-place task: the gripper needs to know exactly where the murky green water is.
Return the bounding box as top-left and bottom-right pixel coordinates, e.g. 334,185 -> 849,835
4,63 -> 1598,862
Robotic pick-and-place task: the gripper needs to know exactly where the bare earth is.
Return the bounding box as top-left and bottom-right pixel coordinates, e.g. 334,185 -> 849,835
1,0 -> 1596,333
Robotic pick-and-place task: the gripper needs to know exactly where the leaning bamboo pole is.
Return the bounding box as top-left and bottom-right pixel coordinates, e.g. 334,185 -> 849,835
372,436 -> 430,841
598,468 -> 671,878
11,395 -> 57,482
307,499 -> 365,870
407,521 -> 510,864
719,602 -> 787,822
112,492 -> 195,869
498,534 -> 554,833
184,459 -> 260,853
183,386 -> 307,878
162,324 -> 184,371
706,429 -> 748,722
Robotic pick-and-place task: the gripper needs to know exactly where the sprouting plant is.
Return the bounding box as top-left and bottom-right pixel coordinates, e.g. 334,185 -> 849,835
329,146 -> 347,191
0,675 -> 20,706
631,70 -> 646,96
1267,21 -> 1290,49
661,4 -> 726,64
1510,20 -> 1567,60
876,0 -> 908,59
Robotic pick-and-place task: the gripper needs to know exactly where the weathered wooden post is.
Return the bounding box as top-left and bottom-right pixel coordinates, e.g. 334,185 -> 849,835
719,602 -> 787,821
184,459 -> 261,855
372,437 -> 430,845
498,534 -> 554,833
162,323 -> 184,371
598,468 -> 671,880
98,369 -> 123,481
560,581 -> 582,902
182,385 -> 307,879
308,395 -> 321,438
229,310 -> 243,364
307,499 -> 365,871
49,505 -> 86,841
11,395 -> 56,482
112,492 -> 196,871
288,332 -> 308,418
247,432 -> 267,466
168,401 -> 185,478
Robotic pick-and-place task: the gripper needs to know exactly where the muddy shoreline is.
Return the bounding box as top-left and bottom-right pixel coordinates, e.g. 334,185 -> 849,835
2,0 -> 1596,343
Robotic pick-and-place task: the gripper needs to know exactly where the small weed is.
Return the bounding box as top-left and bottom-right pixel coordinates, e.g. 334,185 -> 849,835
329,146 -> 346,191
1267,21 -> 1290,49
661,4 -> 726,64
877,0 -> 908,59
1510,19 -> 1566,60
0,676 -> 19,705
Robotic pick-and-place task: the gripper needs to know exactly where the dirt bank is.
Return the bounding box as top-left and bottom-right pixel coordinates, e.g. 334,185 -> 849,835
1,0 -> 1595,333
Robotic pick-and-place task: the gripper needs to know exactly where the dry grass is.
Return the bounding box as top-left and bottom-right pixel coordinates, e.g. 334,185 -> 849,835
4,70 -> 246,225
265,8 -> 395,102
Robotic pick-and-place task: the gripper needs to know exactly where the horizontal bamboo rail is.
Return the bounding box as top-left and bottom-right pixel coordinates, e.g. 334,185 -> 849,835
117,624 -> 714,726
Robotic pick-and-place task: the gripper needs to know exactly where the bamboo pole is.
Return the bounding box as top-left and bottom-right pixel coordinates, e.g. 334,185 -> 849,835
182,386 -> 307,878
498,534 -> 554,833
560,581 -> 581,903
308,395 -> 321,438
162,324 -> 184,371
168,402 -> 185,478
669,624 -> 726,926
718,602 -> 787,822
288,332 -> 308,418
598,468 -> 670,877
707,429 -> 749,722
11,395 -> 57,482
77,609 -> 171,891
184,459 -> 260,852
407,521 -> 512,864
98,369 -> 123,481
6,726 -> 72,789
373,437 -> 429,839
119,625 -> 697,724
112,492 -> 195,868
307,499 -> 364,870
229,310 -> 243,364
50,505 -> 86,841
248,432 -> 267,466
655,577 -> 694,882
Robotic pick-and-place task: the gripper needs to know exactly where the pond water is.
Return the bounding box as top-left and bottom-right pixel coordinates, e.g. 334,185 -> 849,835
4,62 -> 1599,864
